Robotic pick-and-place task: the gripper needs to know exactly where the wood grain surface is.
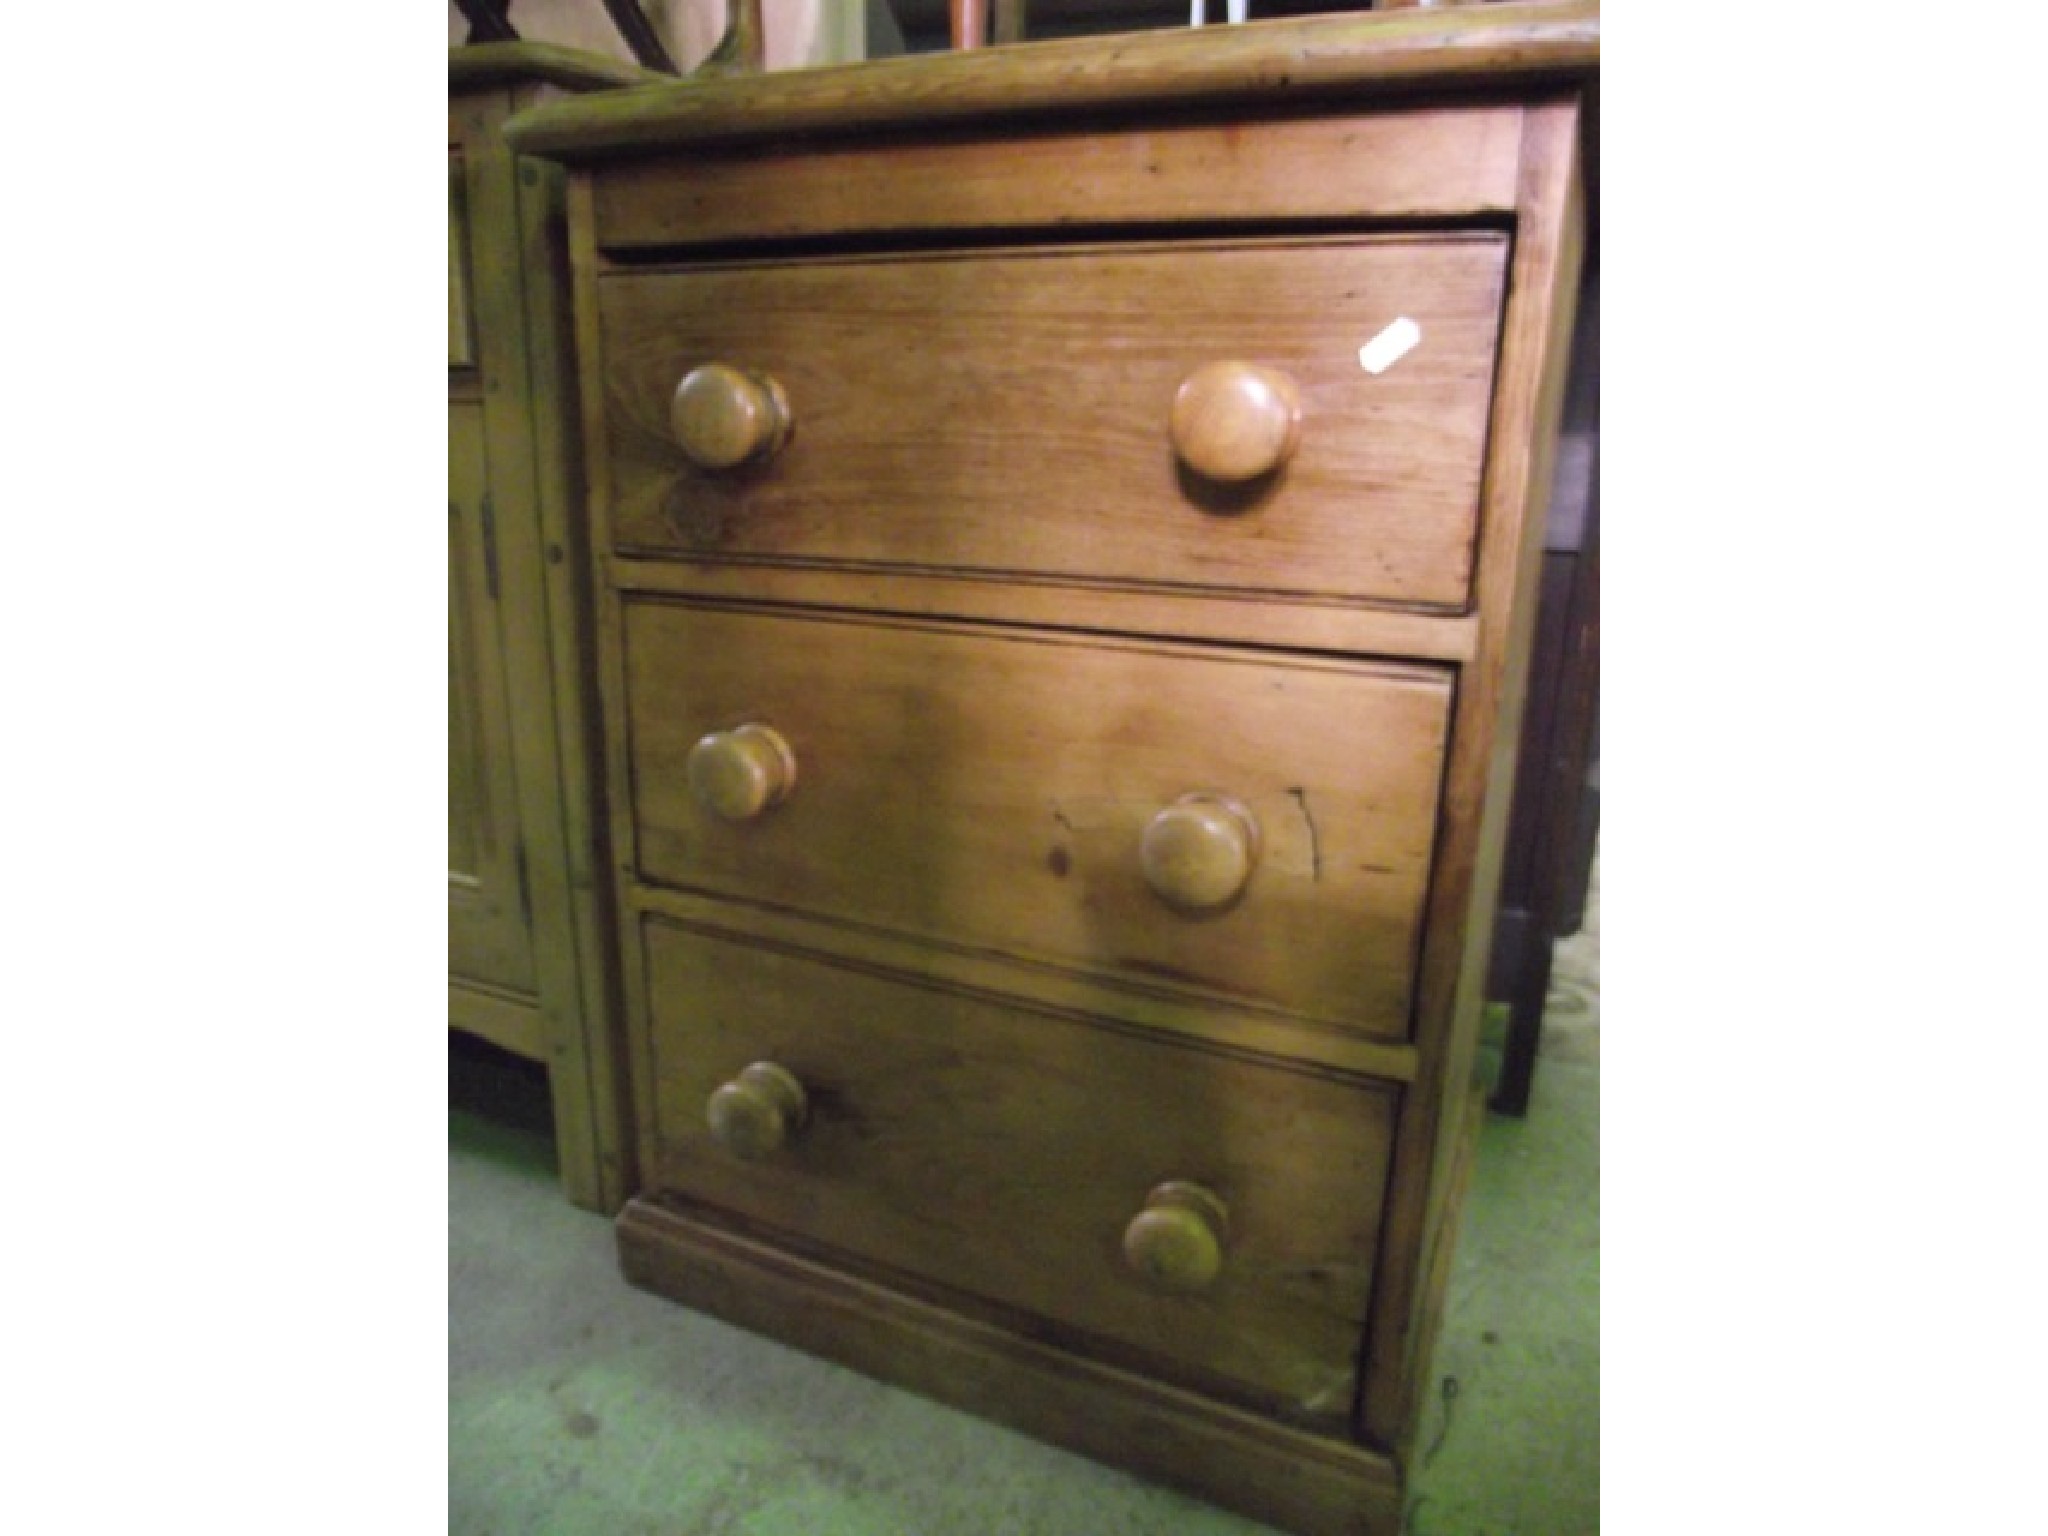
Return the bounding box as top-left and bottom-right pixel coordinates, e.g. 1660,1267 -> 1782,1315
450,73 -> 635,1210
604,551 -> 1485,661
447,398 -> 537,999
587,107 -> 1524,249
618,1198 -> 1407,1536
600,236 -> 1507,609
627,883 -> 1425,1085
624,600 -> 1452,1036
448,978 -> 546,1060
1358,95 -> 1586,1447
641,916 -> 1398,1420
506,87 -> 640,1214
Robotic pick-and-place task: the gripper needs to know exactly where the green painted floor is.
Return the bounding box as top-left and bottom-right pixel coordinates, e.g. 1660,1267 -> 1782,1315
451,896 -> 1597,1535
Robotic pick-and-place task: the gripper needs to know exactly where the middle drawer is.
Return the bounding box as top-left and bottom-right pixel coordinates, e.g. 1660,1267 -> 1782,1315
624,600 -> 1452,1037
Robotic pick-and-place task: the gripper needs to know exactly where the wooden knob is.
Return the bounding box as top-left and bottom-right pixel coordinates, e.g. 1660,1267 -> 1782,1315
1123,1181 -> 1229,1293
1170,362 -> 1302,482
687,723 -> 797,822
706,1061 -> 808,1160
1140,793 -> 1259,912
671,363 -> 792,470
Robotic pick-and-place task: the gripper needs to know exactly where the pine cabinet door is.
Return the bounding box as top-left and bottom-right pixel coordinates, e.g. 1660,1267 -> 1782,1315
448,400 -> 535,997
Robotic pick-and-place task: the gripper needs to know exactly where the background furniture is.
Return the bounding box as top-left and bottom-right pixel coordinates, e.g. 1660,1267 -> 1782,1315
510,6 -> 1595,1531
450,1 -> 874,71
451,2 -> 1496,62
1486,261 -> 1599,1115
906,0 -> 1401,50
448,44 -> 651,1212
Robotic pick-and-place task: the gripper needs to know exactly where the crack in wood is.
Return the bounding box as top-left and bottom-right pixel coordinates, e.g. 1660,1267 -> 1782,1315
1288,786 -> 1321,881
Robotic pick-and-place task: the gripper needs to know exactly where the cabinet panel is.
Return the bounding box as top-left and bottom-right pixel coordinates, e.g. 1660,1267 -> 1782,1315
449,152 -> 475,368
449,400 -> 536,999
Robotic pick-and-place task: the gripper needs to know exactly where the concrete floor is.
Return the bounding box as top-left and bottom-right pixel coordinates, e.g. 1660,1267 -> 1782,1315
451,885 -> 1597,1535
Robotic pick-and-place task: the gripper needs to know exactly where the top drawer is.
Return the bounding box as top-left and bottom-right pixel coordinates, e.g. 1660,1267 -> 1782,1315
597,235 -> 1507,609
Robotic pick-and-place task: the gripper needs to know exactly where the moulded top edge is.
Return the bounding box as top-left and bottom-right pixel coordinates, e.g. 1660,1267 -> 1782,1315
501,2 -> 1599,163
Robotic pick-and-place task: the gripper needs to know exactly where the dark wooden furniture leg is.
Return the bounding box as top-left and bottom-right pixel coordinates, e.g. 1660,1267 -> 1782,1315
1489,473 -> 1598,1116
1487,263 -> 1598,1118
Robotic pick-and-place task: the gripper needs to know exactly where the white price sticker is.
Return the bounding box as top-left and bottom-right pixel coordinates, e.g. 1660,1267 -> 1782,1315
1358,318 -> 1421,375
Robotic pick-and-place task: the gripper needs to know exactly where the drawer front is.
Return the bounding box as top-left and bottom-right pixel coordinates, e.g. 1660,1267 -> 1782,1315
599,236 -> 1507,609
644,917 -> 1397,1420
626,600 -> 1451,1037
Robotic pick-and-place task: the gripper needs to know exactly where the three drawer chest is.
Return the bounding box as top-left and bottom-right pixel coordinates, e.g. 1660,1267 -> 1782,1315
507,6 -> 1597,1532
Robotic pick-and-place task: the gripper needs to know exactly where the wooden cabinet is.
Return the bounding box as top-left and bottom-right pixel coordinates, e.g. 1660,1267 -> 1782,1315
510,5 -> 1597,1530
448,398 -> 537,998
448,44 -> 659,1213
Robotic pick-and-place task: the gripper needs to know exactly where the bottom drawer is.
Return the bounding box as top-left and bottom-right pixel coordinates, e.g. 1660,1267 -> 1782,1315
643,915 -> 1398,1422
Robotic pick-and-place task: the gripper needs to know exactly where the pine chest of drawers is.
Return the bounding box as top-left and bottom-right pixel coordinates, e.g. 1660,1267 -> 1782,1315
509,7 -> 1597,1532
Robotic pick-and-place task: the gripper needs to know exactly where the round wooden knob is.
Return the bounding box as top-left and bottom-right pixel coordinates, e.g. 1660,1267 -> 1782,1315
706,1061 -> 808,1160
1123,1181 -> 1229,1293
687,723 -> 797,822
671,363 -> 793,471
1169,362 -> 1302,482
1140,793 -> 1259,912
